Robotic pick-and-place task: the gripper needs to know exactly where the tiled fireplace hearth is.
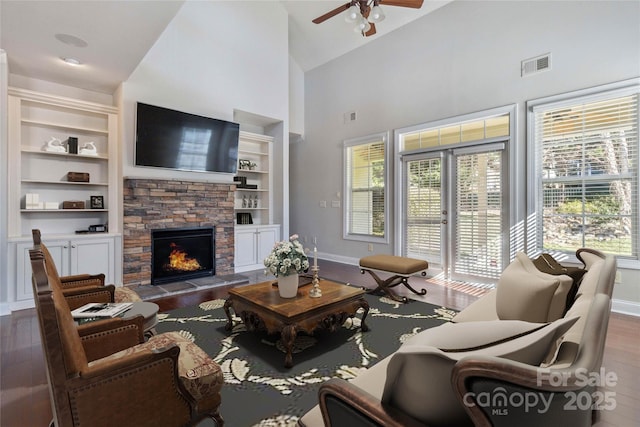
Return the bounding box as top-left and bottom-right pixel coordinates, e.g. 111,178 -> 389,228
123,178 -> 235,286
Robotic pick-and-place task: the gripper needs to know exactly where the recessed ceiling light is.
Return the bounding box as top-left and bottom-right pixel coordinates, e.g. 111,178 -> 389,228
62,57 -> 82,66
55,33 -> 88,48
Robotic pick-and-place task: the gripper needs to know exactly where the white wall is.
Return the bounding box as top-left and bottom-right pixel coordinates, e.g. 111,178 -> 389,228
0,51 -> 8,306
117,1 -> 290,246
289,55 -> 304,137
120,1 -> 289,181
291,0 -> 640,311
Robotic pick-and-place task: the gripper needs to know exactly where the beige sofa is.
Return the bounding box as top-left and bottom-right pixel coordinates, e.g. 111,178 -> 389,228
298,248 -> 616,427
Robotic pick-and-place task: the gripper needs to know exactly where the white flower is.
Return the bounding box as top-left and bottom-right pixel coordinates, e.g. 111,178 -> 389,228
263,234 -> 309,277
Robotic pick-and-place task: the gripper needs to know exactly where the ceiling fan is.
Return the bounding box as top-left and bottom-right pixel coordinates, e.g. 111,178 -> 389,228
312,0 -> 424,37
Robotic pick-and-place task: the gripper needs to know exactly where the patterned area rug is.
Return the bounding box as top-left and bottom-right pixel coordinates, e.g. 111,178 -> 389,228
155,291 -> 456,426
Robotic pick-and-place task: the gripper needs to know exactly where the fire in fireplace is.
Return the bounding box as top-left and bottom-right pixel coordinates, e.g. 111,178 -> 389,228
151,227 -> 215,285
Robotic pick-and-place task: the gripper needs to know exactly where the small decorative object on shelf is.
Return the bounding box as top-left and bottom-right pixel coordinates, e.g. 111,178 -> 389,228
253,195 -> 258,208
44,136 -> 66,153
238,159 -> 258,171
67,172 -> 90,182
67,137 -> 78,154
236,212 -> 253,224
78,141 -> 97,156
62,200 -> 85,209
90,195 -> 104,209
88,224 -> 107,232
25,193 -> 41,210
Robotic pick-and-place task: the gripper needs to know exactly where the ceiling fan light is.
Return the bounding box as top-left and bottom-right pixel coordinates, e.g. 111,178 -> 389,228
353,16 -> 371,33
368,5 -> 385,23
344,5 -> 360,23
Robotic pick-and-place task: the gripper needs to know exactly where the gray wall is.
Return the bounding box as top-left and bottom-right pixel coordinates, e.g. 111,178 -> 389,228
290,1 -> 640,309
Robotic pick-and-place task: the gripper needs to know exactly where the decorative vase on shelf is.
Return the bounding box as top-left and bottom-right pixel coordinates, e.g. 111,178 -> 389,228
277,273 -> 299,298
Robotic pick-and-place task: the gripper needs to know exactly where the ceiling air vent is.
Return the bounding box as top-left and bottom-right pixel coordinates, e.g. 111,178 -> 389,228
521,53 -> 551,77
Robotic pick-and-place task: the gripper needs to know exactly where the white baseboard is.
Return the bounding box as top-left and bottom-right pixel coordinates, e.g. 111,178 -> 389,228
612,299 -> 640,317
2,299 -> 35,315
319,252 -> 359,266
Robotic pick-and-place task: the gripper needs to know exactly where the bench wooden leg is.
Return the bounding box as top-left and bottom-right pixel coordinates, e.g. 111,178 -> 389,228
360,269 -> 427,303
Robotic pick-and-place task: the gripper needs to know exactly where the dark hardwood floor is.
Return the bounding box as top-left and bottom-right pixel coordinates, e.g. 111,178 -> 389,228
1,260 -> 638,426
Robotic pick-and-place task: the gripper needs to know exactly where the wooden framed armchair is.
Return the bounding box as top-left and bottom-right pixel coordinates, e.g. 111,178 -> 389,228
30,247 -> 224,427
32,229 -> 142,310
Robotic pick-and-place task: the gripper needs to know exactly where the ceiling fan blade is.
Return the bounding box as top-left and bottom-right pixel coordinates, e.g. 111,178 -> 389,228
365,22 -> 377,37
380,0 -> 424,8
360,5 -> 377,37
312,2 -> 352,24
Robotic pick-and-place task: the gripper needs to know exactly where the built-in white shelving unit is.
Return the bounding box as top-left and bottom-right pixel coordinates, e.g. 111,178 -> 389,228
6,88 -> 122,310
234,131 -> 280,272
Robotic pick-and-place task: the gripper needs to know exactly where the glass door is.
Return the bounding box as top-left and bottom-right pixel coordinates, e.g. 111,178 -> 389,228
403,152 -> 446,269
402,143 -> 506,281
450,144 -> 506,281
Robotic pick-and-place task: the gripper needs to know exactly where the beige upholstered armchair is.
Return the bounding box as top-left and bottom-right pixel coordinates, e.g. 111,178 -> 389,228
29,246 -> 224,427
32,229 -> 142,310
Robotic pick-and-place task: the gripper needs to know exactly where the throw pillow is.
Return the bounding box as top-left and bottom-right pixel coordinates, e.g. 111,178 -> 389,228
495,254 -> 559,322
533,253 -> 586,314
381,316 -> 579,427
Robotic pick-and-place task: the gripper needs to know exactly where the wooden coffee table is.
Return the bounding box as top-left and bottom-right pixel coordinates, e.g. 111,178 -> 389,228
224,279 -> 369,368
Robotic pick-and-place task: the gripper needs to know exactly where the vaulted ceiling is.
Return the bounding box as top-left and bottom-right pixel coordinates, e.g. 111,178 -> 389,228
0,1 -> 450,94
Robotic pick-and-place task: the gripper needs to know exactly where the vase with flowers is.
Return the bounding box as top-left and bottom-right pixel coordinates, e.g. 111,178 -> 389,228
264,234 -> 309,298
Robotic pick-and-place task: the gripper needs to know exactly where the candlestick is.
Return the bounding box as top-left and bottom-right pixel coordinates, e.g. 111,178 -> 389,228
313,246 -> 318,268
309,265 -> 322,298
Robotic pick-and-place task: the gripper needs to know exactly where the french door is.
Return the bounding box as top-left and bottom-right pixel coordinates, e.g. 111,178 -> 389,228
402,143 -> 507,281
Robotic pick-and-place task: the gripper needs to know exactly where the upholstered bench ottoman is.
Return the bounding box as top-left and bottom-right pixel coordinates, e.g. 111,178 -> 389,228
359,255 -> 428,303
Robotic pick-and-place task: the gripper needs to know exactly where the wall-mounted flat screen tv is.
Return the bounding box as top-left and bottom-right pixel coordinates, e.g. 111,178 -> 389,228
135,102 -> 239,174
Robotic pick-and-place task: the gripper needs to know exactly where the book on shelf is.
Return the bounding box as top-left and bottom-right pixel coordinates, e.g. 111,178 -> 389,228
71,302 -> 133,318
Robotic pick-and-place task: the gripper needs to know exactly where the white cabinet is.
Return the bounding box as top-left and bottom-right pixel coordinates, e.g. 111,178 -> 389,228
235,132 -> 273,226
7,87 -> 119,237
234,225 -> 280,273
15,235 -> 116,303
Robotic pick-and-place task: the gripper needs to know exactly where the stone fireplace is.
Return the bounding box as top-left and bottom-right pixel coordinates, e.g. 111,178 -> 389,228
123,178 -> 235,286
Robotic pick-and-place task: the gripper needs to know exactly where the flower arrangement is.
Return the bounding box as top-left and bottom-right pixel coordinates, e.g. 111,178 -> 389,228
264,234 -> 309,277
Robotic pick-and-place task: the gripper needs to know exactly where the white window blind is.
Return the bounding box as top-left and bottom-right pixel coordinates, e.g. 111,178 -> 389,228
405,157 -> 442,259
345,138 -> 386,240
535,93 -> 639,258
454,150 -> 504,279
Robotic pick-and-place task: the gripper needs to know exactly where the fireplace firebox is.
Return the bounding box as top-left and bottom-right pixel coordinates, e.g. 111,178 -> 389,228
151,227 -> 215,285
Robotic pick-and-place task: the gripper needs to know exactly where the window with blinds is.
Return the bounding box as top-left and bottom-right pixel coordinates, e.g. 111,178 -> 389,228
344,134 -> 387,241
534,91 -> 639,258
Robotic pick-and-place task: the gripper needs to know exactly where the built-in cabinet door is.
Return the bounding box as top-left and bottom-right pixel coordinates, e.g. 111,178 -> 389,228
70,238 -> 115,284
16,239 -> 69,301
256,227 -> 278,265
234,228 -> 259,269
15,236 -> 115,302
234,225 -> 280,273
